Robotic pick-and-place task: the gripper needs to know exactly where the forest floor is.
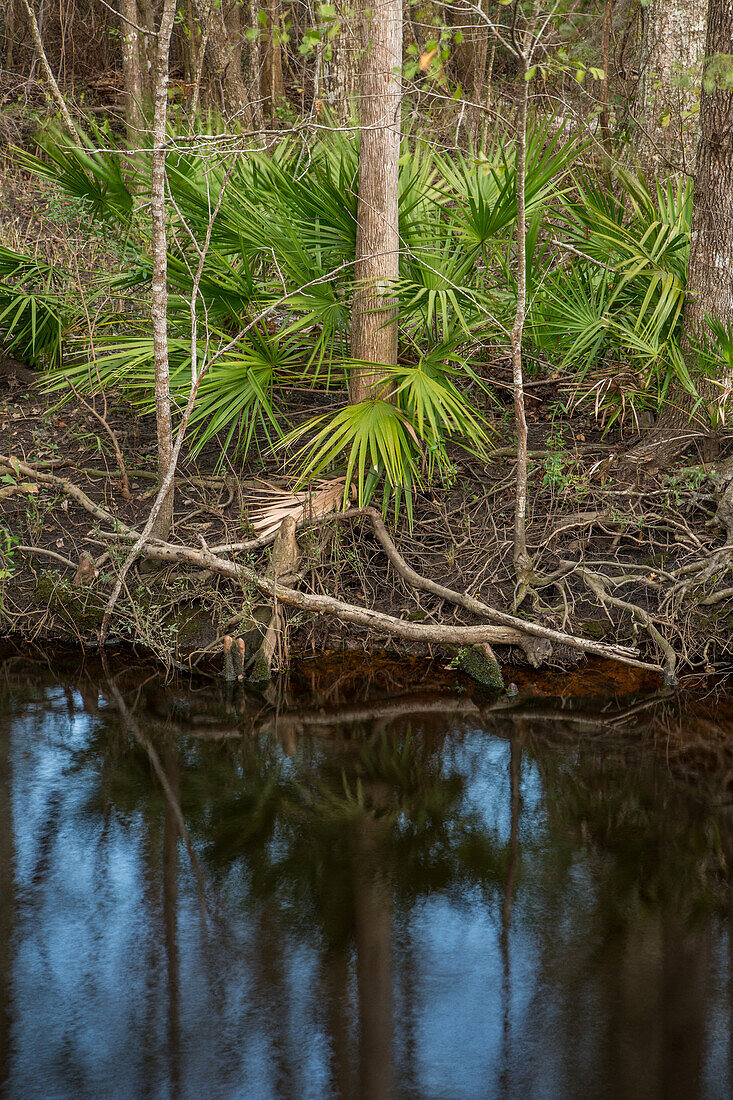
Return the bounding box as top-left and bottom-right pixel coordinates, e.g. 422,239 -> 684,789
2,358 -> 732,684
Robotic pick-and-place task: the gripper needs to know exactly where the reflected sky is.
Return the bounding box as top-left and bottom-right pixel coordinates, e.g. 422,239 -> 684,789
0,671 -> 732,1099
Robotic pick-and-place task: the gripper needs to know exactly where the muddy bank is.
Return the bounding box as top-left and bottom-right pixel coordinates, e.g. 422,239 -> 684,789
2,369 -> 733,681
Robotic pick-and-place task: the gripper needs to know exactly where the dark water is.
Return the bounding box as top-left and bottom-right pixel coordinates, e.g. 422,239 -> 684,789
1,656 -> 733,1099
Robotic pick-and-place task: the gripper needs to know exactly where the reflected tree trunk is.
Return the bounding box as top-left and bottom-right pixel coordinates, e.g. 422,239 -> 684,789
323,947 -> 355,1098
162,743 -> 181,1093
0,714 -> 13,1089
499,733 -> 522,1091
615,912 -> 664,1096
254,903 -> 296,1094
352,810 -> 393,1100
661,915 -> 710,1097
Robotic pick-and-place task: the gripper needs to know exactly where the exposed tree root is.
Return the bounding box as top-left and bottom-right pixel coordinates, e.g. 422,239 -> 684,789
0,454 -> 663,674
10,448 -> 733,678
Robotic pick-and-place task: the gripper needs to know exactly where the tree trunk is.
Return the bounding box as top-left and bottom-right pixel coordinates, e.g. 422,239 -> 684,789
261,0 -> 285,121
182,0 -> 201,86
448,3 -> 489,142
349,0 -> 402,403
636,0 -> 707,177
195,0 -> 252,123
511,51 -> 531,581
599,0 -> 614,151
627,0 -> 733,468
685,2 -> 733,344
150,0 -> 178,542
243,0 -> 264,131
120,0 -> 144,135
322,2 -> 358,122
5,0 -> 16,69
696,1 -> 733,527
138,0 -> 156,97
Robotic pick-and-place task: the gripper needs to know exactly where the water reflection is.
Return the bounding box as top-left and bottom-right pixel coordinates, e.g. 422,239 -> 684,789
0,656 -> 732,1098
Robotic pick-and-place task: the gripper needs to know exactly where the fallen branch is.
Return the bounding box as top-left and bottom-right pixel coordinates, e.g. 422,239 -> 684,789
139,537 -> 661,671
15,544 -> 78,571
0,455 -> 138,536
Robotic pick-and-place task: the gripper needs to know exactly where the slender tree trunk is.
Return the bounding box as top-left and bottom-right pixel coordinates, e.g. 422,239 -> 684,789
244,0 -> 265,131
182,0 -> 201,86
5,0 -> 16,69
599,0 -> 614,151
349,0 -> 402,402
511,55 -> 531,581
636,0 -> 707,177
120,0 -> 144,136
18,0 -> 81,141
150,0 -> 178,541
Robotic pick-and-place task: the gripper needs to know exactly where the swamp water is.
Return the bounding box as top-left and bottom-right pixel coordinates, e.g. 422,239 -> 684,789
0,655 -> 732,1100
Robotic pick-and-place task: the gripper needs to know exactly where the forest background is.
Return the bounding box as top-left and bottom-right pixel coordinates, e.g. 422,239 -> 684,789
0,0 -> 732,685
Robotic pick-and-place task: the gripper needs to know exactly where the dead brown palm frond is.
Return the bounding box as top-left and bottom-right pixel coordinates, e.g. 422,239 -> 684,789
560,364 -> 646,432
247,477 -> 352,538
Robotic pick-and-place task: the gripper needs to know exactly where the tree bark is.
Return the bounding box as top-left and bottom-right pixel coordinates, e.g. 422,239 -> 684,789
261,0 -> 285,120
195,0 -> 252,123
120,0 -> 144,136
322,2 -> 358,122
636,0 -> 707,177
627,0 -> 733,467
695,1 -> 733,523
685,2 -> 733,344
510,18 -> 532,582
150,0 -> 178,541
349,0 -> 402,403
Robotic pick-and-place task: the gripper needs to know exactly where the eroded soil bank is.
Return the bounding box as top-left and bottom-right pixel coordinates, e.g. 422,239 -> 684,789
2,364 -> 733,682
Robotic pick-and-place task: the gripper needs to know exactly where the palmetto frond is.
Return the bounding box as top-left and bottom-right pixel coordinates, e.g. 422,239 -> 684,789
0,246 -> 72,366
247,477 -> 351,538
14,122 -> 135,226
